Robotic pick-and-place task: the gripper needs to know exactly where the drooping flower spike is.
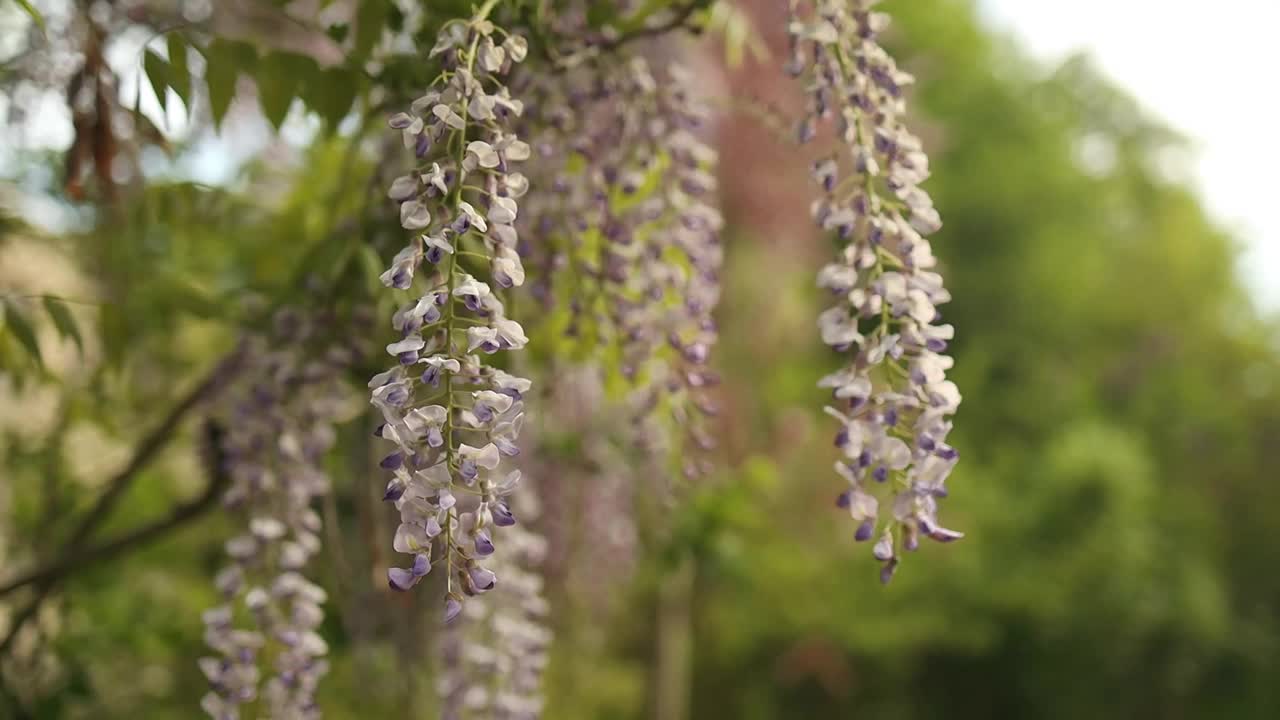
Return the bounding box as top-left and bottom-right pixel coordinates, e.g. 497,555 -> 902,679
518,53 -> 723,485
373,3 -> 533,621
786,0 -> 963,581
438,493 -> 551,720
200,313 -> 349,720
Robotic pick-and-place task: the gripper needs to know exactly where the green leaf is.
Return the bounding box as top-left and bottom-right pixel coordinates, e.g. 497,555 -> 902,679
143,49 -> 170,115
306,67 -> 360,129
166,34 -> 191,110
2,299 -> 42,367
202,41 -> 255,131
354,0 -> 389,61
42,297 -> 83,355
255,53 -> 318,130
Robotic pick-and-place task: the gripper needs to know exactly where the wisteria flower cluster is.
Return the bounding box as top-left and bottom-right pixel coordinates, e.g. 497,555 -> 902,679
176,1 -> 968,717
787,0 -> 963,582
438,493 -> 551,720
370,3 -> 533,621
200,319 -> 349,720
519,53 -> 723,482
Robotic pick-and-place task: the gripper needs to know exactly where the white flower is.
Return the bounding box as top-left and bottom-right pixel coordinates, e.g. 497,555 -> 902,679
494,318 -> 528,350
432,104 -> 465,130
459,443 -> 502,470
458,201 -> 488,232
818,305 -> 862,347
400,200 -> 432,230
492,246 -> 525,288
388,174 -> 419,201
479,37 -> 505,72
488,196 -> 518,224
425,162 -> 449,195
502,35 -> 528,62
467,140 -> 501,169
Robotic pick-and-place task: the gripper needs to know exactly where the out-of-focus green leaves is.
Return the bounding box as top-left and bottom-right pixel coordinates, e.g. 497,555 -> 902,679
166,35 -> 191,110
142,48 -> 170,114
201,40 -> 256,130
1,296 -> 42,367
354,0 -> 390,62
42,296 -> 83,355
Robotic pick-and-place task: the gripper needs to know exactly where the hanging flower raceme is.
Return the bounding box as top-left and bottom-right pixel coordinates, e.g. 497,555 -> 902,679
520,54 -> 723,483
438,494 -> 551,720
199,317 -> 348,720
372,5 -> 533,622
786,0 -> 963,582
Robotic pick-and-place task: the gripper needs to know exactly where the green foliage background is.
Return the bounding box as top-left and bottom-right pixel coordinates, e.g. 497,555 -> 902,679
2,0 -> 1278,718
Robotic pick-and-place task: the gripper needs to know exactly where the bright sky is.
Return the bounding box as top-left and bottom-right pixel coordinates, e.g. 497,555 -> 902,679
977,0 -> 1280,308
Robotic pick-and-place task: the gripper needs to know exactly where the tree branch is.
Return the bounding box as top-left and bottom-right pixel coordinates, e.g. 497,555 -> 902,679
0,348 -> 243,655
0,449 -> 230,597
602,1 -> 705,51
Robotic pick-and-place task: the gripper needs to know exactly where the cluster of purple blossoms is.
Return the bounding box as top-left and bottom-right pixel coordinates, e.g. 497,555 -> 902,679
438,494 -> 550,720
519,54 -> 723,482
371,5 -> 533,622
786,0 -> 963,582
200,319 -> 348,719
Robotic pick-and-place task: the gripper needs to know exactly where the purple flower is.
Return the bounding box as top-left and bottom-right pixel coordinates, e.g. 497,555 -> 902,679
468,566 -> 496,592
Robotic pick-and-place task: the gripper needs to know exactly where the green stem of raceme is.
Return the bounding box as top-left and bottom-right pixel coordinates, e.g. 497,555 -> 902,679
441,0 -> 501,594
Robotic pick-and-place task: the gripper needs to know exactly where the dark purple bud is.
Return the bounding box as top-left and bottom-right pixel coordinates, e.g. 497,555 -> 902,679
384,385 -> 409,406
835,427 -> 850,448
883,408 -> 898,427
459,459 -> 478,481
444,594 -> 463,622
387,567 -> 418,592
936,445 -> 959,461
468,566 -> 496,592
879,558 -> 899,585
383,478 -> 406,502
473,531 -> 494,556
836,490 -> 852,509
918,435 -> 936,452
380,452 -> 404,470
373,423 -> 387,438
426,427 -> 444,448
492,502 -> 516,527
858,450 -> 872,468
684,343 -> 709,364
411,553 -> 431,577
873,466 -> 888,483
425,246 -> 444,264
854,517 -> 875,542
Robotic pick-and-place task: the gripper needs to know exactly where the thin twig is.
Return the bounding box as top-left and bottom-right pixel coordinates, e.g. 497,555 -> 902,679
0,459 -> 231,597
0,348 -> 244,655
600,1 -> 704,51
